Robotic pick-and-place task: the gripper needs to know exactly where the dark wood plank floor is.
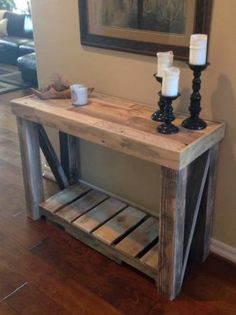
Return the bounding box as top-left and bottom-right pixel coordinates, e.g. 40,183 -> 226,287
0,90 -> 236,315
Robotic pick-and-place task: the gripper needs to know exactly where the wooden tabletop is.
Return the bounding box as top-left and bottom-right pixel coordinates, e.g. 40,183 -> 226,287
11,92 -> 225,170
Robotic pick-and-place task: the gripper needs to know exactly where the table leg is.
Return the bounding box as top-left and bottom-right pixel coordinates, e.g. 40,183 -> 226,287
158,166 -> 188,300
17,117 -> 44,220
190,144 -> 220,262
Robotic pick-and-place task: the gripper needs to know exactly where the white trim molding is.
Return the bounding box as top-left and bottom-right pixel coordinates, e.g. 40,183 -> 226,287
211,239 -> 236,264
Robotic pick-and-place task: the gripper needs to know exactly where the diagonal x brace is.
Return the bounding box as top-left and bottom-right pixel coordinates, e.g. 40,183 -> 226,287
181,151 -> 211,284
38,124 -> 69,189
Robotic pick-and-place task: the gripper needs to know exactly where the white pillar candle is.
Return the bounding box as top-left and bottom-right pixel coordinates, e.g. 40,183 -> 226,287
156,51 -> 174,77
162,67 -> 180,97
189,34 -> 208,65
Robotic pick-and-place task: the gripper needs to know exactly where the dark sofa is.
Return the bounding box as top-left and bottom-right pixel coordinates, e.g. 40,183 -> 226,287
0,12 -> 34,65
0,12 -> 37,86
18,52 -> 38,86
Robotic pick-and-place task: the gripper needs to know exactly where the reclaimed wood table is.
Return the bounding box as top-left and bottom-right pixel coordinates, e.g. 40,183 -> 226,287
11,93 -> 225,300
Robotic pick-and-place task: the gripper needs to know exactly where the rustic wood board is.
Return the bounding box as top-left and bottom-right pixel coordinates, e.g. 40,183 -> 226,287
116,217 -> 159,257
17,118 -> 44,220
40,184 -> 89,213
158,167 -> 187,300
93,206 -> 146,245
11,93 -> 225,170
140,244 -> 159,269
40,187 -> 159,279
73,198 -> 127,233
56,190 -> 108,223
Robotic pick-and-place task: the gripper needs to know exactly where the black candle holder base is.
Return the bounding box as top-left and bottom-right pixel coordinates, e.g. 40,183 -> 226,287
151,110 -> 165,122
182,117 -> 207,130
157,93 -> 180,135
158,123 -> 179,134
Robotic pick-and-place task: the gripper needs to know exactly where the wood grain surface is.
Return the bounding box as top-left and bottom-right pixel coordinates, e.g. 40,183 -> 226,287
17,117 -> 44,220
115,217 -> 159,257
40,184 -> 89,213
39,185 -> 159,279
93,206 -> 146,245
57,190 -> 108,223
158,167 -> 188,300
11,92 -> 225,170
140,244 -> 159,269
73,198 -> 126,233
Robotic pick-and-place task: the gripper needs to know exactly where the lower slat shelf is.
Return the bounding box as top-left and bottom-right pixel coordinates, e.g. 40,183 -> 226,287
40,184 -> 159,279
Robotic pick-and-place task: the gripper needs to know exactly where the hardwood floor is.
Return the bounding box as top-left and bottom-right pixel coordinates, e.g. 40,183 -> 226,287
0,90 -> 235,315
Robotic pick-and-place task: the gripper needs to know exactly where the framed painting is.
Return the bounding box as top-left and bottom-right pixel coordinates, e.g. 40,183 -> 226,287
79,0 -> 213,60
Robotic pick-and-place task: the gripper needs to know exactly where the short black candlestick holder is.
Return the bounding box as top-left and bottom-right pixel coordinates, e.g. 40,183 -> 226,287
182,63 -> 209,130
157,93 -> 181,135
151,73 -> 165,122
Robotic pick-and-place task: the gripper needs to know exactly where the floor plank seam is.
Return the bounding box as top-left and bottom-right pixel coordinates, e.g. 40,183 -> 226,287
28,238 -> 48,251
3,282 -> 28,301
12,210 -> 25,218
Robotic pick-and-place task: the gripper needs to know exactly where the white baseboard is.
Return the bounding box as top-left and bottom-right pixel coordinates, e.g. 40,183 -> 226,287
210,239 -> 236,264
42,163 -> 236,264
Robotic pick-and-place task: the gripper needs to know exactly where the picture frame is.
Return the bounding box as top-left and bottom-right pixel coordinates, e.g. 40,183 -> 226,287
79,0 -> 213,61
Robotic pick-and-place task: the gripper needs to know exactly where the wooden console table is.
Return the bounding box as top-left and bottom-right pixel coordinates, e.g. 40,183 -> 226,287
11,93 -> 225,300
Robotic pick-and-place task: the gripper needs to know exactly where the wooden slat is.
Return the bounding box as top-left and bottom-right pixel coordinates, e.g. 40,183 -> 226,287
140,244 -> 159,269
116,217 -> 159,257
93,206 -> 146,245
56,190 -> 108,223
73,198 -> 126,233
40,184 -> 89,213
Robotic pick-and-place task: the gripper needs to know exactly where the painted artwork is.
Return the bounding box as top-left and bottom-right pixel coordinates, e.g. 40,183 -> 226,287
94,0 -> 186,34
93,1 -> 139,29
79,0 -> 213,60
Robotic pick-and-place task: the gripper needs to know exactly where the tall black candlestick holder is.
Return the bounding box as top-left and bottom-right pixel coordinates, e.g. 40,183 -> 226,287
157,93 -> 180,135
151,73 -> 165,122
182,63 -> 209,130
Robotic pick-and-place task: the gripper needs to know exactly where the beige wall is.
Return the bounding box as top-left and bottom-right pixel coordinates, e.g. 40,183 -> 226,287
31,0 -> 236,247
